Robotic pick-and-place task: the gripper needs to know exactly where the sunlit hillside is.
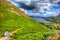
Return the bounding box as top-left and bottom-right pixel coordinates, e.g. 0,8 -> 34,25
0,0 -> 54,40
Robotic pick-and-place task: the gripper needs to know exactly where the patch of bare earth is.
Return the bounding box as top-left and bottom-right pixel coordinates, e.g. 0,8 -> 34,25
0,28 -> 23,40
0,36 -> 11,40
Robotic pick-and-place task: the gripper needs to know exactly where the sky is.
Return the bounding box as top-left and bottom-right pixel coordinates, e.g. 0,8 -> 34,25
8,0 -> 60,18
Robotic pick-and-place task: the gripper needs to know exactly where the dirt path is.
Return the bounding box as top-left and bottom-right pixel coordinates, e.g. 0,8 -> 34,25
10,28 -> 23,34
0,28 -> 23,40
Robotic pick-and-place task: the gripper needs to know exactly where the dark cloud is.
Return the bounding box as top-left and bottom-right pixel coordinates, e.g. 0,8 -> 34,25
16,2 -> 36,10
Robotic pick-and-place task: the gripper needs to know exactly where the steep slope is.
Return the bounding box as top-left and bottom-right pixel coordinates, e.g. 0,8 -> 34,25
0,0 -> 54,40
0,0 -> 29,18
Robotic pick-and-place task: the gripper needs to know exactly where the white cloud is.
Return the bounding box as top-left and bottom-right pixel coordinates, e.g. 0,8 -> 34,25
9,0 -> 60,17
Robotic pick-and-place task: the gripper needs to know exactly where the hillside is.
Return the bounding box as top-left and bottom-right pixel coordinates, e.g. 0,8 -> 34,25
46,16 -> 60,24
45,16 -> 60,29
0,0 -> 54,40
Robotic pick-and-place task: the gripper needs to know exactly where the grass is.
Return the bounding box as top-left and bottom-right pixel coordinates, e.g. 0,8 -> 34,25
0,0 -> 54,40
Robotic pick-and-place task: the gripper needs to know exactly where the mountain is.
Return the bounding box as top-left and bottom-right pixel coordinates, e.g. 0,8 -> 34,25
44,15 -> 60,30
0,0 -> 54,40
46,16 -> 60,24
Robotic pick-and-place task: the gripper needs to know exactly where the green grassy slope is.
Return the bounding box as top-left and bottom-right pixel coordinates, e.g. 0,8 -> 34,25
0,0 -> 54,40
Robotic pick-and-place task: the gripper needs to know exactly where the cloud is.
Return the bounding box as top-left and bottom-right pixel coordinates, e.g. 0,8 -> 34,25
9,0 -> 60,17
